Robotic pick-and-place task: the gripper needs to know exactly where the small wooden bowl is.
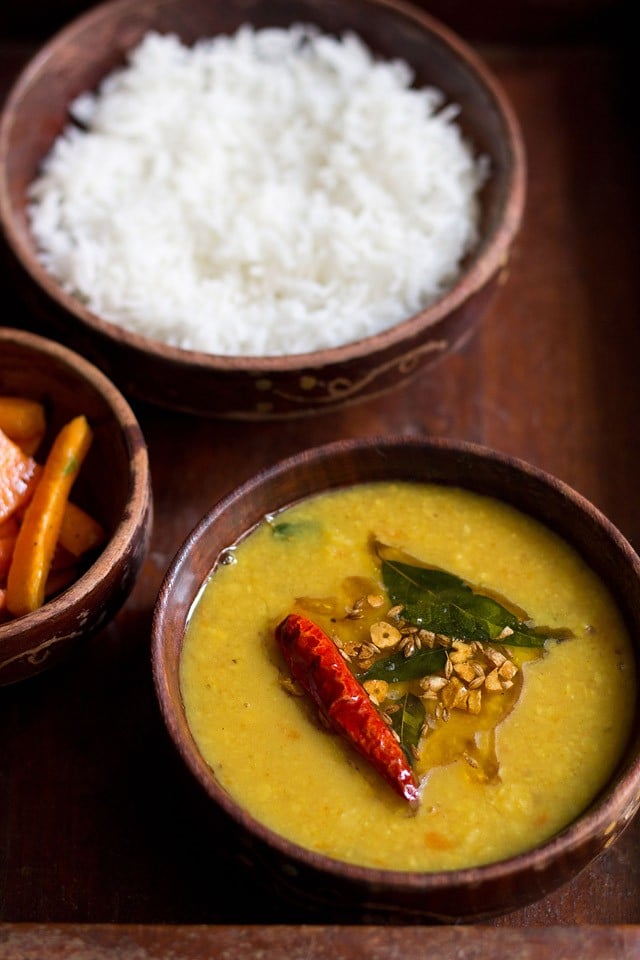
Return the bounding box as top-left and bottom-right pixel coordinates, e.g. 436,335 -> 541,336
0,327 -> 153,685
152,436 -> 640,921
0,0 -> 525,419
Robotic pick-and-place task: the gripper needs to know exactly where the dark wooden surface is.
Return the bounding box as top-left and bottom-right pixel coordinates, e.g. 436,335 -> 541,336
2,923 -> 640,959
1,3 -> 640,954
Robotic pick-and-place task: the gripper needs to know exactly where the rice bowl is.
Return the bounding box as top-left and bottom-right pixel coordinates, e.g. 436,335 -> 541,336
0,0 -> 526,417
28,25 -> 489,357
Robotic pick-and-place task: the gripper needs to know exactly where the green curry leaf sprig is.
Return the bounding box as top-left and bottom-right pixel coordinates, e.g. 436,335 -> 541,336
361,646 -> 447,683
357,544 -> 572,764
388,692 -> 425,764
360,543 -> 571,685
377,539 -> 570,643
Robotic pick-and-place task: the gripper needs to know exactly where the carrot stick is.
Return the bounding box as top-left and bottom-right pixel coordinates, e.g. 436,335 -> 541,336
0,397 -> 46,456
6,415 -> 93,616
59,501 -> 106,557
0,428 -> 41,523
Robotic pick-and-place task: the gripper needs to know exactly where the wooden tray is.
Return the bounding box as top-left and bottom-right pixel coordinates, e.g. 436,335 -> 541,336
1,4 -> 639,953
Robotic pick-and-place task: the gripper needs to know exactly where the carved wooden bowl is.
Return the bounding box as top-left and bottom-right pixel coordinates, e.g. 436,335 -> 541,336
0,0 -> 525,419
151,436 -> 640,921
0,327 -> 152,685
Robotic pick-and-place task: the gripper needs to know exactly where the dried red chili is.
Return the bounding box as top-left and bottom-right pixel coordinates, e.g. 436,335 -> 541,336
276,612 -> 420,807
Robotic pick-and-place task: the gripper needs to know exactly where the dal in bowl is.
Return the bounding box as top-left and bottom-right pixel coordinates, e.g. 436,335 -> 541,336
152,438 -> 640,920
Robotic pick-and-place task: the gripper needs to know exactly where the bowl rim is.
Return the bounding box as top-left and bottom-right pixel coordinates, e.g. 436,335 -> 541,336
0,0 -> 526,372
0,325 -> 151,645
151,435 -> 640,895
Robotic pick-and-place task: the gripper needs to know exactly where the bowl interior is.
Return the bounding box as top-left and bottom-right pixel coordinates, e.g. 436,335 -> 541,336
152,436 -> 640,919
0,330 -> 132,532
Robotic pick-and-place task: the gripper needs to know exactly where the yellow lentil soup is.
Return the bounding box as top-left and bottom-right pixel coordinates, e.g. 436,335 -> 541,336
180,482 -> 636,872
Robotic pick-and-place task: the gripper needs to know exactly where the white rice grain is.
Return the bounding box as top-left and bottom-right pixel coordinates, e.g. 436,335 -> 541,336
28,25 -> 489,356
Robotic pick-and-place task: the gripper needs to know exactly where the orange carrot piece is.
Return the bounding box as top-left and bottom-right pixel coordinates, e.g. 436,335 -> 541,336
0,588 -> 7,621
59,501 -> 106,558
0,427 -> 41,523
0,397 -> 46,456
0,535 -> 16,580
6,415 -> 93,616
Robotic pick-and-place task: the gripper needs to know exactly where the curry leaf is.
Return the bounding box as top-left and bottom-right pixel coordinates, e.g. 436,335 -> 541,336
271,519 -> 320,540
379,551 -> 562,648
389,692 -> 424,763
359,646 -> 447,683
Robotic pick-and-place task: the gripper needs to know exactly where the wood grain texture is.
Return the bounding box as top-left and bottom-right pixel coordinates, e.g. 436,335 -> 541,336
1,3 -> 640,942
1,924 -> 640,959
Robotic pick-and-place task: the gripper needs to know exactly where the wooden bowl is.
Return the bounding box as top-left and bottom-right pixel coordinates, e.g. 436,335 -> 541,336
0,0 -> 525,420
0,327 -> 153,685
151,436 -> 640,921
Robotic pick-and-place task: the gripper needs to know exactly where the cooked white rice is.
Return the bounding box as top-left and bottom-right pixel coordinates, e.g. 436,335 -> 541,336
28,25 -> 489,357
